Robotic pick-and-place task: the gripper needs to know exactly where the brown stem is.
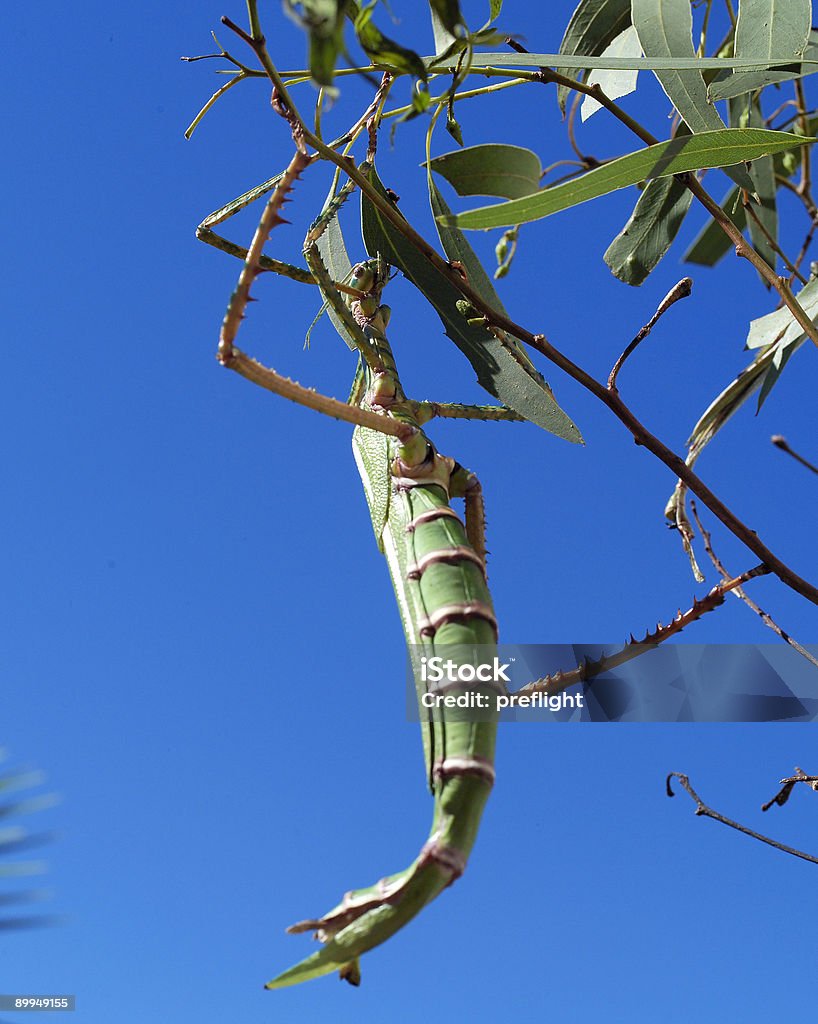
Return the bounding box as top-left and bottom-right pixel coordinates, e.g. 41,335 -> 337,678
608,278 -> 693,391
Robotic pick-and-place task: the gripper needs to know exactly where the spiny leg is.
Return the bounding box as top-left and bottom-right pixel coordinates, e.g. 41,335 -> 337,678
197,167 -> 361,297
198,226 -> 316,284
416,401 -> 525,423
195,74 -> 393,292
214,146 -> 411,440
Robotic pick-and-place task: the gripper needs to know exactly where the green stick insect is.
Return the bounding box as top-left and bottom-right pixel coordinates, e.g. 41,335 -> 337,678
198,121 -> 522,986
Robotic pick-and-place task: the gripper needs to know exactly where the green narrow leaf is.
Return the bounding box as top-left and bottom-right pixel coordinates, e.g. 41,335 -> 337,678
729,96 -> 778,281
429,0 -> 464,36
313,182 -> 355,349
631,0 -> 724,131
581,25 -> 642,121
603,175 -> 692,284
746,277 -> 818,349
631,0 -> 754,190
283,0 -> 346,86
709,0 -> 812,100
428,186 -> 582,441
440,128 -> 808,230
354,3 -> 428,79
757,336 -> 799,410
429,5 -> 456,56
427,51 -> 818,70
428,144 -> 542,199
360,168 -> 582,440
683,187 -> 746,266
556,0 -> 632,112
488,0 -> 503,20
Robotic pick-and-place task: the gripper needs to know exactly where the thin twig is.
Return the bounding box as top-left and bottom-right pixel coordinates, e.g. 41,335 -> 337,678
667,772 -> 818,865
513,563 -> 769,700
566,91 -> 600,168
771,435 -> 818,477
608,278 -> 693,391
691,501 -> 818,668
765,98 -> 798,128
776,173 -> 818,219
762,767 -> 818,812
743,201 -> 808,284
795,78 -> 813,206
787,215 -> 818,287
761,770 -> 818,811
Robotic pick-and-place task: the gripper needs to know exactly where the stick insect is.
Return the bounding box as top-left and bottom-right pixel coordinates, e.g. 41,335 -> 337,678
198,110 -> 520,986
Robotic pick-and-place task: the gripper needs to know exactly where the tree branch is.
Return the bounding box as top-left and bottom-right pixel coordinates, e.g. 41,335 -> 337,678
514,563 -> 769,700
221,9 -> 818,608
667,772 -> 818,866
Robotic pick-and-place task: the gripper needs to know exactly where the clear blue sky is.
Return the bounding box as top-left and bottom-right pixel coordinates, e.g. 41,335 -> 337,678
4,2 -> 818,1021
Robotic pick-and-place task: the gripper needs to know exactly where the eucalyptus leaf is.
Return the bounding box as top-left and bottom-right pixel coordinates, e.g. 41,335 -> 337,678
440,129 -> 808,230
354,4 -> 428,79
312,181 -> 355,349
746,278 -> 818,349
709,1 -> 812,100
631,0 -> 754,190
632,0 -> 725,133
426,51 -> 818,70
604,174 -> 692,285
428,144 -> 542,199
757,336 -> 799,410
429,0 -> 464,36
581,25 -> 642,121
283,0 -> 345,85
428,186 -> 582,441
556,0 -> 632,112
360,168 -> 582,440
430,5 -> 456,56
